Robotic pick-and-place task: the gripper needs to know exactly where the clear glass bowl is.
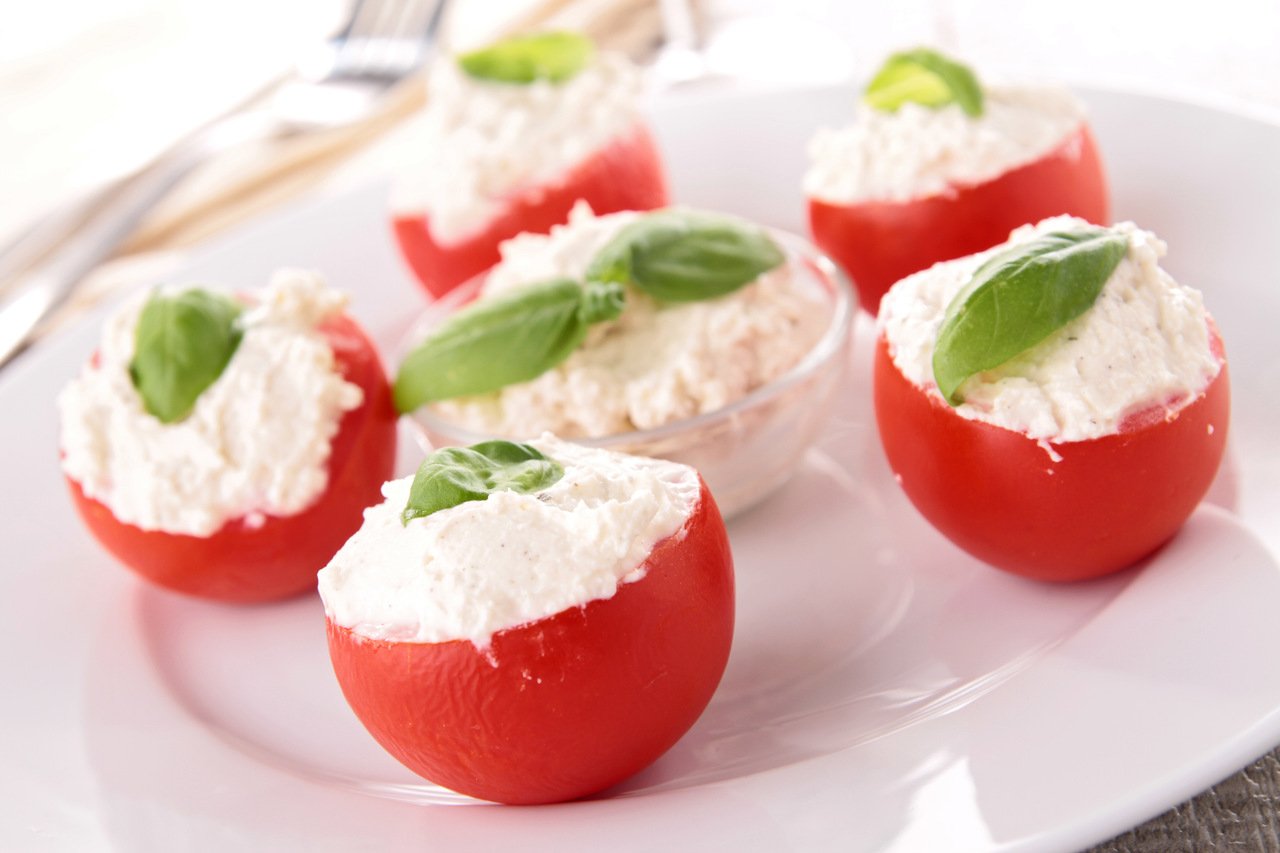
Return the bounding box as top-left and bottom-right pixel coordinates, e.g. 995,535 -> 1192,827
397,229 -> 857,518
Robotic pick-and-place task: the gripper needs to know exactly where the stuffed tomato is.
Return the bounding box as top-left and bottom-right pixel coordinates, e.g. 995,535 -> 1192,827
318,436 -> 734,804
391,32 -> 669,299
59,270 -> 397,602
806,48 -> 1109,314
874,217 -> 1229,582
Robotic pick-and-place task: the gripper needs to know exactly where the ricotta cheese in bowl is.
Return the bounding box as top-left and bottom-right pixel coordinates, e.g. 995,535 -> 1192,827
320,435 -> 734,804
59,269 -> 398,601
873,216 -> 1229,581
396,204 -> 855,518
390,32 -> 669,297
805,47 -> 1109,313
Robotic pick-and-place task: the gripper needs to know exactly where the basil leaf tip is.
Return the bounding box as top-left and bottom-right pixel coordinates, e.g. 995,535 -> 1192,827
129,288 -> 244,424
931,224 -> 1129,405
864,47 -> 984,117
457,31 -> 594,85
401,440 -> 565,524
585,209 -> 785,303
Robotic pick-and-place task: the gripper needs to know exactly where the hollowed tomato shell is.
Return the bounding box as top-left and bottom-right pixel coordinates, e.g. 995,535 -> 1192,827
326,478 -> 734,804
393,122 -> 670,299
873,330 -> 1230,582
809,124 -> 1109,314
66,314 -> 398,603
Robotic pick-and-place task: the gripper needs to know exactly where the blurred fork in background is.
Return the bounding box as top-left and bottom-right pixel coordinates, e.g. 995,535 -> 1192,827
0,0 -> 447,370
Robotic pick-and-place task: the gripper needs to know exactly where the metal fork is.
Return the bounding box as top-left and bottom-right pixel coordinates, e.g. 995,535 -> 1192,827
0,0 -> 447,371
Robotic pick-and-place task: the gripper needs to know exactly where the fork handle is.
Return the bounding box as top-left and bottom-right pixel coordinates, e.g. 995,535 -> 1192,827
0,109 -> 284,371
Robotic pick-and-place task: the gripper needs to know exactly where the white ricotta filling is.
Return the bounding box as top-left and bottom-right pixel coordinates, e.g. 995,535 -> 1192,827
878,216 -> 1222,443
390,52 -> 645,244
805,84 -> 1086,205
430,204 -> 831,437
58,269 -> 364,536
316,434 -> 701,647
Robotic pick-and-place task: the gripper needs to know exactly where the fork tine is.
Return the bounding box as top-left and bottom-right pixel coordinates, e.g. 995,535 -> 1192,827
331,0 -> 378,45
402,0 -> 445,36
333,0 -> 446,79
370,0 -> 442,73
401,0 -> 449,60
342,0 -> 397,43
405,0 -> 449,67
334,0 -> 393,74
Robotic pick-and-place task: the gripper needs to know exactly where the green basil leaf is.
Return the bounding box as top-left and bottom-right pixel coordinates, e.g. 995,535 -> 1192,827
864,48 -> 984,117
585,210 -> 785,303
932,225 -> 1129,405
395,278 -> 598,411
457,31 -> 594,84
129,288 -> 243,423
402,440 -> 565,524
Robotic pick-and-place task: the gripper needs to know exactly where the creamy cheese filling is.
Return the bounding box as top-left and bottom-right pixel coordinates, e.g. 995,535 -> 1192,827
878,217 -> 1222,443
430,204 -> 831,437
316,435 -> 700,647
390,52 -> 645,243
58,269 -> 364,536
805,84 -> 1086,205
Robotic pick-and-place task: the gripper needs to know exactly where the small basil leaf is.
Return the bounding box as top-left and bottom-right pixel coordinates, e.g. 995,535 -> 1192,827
402,440 -> 565,524
932,225 -> 1129,405
586,210 -> 785,303
395,278 -> 594,411
129,288 -> 243,423
864,48 -> 984,117
457,31 -> 594,84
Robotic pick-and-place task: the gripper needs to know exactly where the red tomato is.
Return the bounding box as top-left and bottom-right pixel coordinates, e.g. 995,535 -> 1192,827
66,314 -> 398,603
809,124 -> 1110,314
326,478 -> 734,804
873,330 -> 1230,582
393,123 -> 670,299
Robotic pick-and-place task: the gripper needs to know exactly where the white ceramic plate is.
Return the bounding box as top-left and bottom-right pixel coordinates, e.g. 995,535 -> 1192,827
5,86 -> 1280,853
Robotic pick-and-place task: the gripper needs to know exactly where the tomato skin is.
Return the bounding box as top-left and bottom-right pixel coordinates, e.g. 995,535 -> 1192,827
873,332 -> 1230,582
66,314 -> 398,603
808,124 -> 1109,314
326,478 -> 734,804
393,123 -> 670,299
